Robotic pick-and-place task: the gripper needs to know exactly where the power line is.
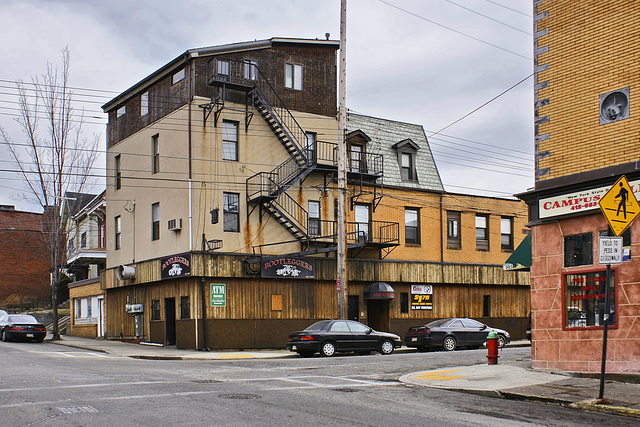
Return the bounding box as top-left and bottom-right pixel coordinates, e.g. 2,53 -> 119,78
443,0 -> 531,35
377,0 -> 532,61
428,73 -> 533,138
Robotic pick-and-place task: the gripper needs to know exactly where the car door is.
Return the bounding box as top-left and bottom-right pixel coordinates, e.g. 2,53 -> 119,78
347,321 -> 377,350
462,319 -> 489,346
328,320 -> 354,351
447,319 -> 466,345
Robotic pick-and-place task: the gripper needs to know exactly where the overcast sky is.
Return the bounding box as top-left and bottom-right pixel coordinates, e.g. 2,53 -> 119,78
0,0 -> 534,212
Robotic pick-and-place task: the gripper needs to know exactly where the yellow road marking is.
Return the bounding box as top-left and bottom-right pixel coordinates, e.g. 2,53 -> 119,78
413,369 -> 464,381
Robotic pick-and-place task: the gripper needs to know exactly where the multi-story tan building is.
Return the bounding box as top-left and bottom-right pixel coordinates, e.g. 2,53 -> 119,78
101,38 -> 529,349
519,2 -> 640,373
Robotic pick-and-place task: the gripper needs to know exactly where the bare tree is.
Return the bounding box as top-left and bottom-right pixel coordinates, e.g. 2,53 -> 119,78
0,47 -> 99,339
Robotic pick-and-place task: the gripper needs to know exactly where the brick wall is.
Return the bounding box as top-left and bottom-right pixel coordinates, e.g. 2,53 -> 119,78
535,1 -> 640,181
0,208 -> 50,306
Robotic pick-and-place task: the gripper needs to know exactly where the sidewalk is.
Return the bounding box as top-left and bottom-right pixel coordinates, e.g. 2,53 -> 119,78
47,335 -> 640,418
401,364 -> 640,419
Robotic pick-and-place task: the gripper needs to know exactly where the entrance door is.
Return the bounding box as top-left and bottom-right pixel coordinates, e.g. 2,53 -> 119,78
348,295 -> 360,321
164,297 -> 176,346
366,299 -> 390,332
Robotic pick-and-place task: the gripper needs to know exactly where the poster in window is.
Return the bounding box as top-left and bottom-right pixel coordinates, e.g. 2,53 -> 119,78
411,284 -> 433,310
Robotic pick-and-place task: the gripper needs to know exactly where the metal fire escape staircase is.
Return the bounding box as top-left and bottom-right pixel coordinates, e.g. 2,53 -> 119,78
205,58 -> 314,242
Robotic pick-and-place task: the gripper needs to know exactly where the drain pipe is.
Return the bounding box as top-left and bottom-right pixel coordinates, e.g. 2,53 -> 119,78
200,277 -> 209,350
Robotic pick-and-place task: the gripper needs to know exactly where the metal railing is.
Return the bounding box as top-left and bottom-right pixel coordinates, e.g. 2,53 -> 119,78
268,192 -> 308,237
208,57 -> 307,159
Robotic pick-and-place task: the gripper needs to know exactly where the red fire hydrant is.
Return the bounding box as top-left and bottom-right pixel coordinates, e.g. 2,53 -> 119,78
486,330 -> 499,365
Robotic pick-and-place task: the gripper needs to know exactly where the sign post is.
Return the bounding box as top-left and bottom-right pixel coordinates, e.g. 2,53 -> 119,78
596,175 -> 639,400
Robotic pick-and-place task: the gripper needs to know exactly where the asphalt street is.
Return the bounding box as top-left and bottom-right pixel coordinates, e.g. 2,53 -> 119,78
0,340 -> 637,426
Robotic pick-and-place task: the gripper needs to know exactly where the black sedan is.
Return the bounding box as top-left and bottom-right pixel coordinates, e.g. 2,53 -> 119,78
287,320 -> 401,357
0,314 -> 47,343
405,318 -> 510,351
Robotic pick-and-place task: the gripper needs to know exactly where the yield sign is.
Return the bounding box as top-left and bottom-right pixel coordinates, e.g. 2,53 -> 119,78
598,175 -> 640,236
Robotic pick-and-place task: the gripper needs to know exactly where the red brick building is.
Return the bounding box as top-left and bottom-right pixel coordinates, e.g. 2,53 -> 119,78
0,206 -> 50,308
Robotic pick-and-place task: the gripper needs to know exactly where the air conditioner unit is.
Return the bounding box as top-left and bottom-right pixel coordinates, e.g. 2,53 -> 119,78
168,218 -> 182,231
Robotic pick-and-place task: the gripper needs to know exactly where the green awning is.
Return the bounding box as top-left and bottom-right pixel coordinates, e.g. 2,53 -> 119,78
503,233 -> 531,271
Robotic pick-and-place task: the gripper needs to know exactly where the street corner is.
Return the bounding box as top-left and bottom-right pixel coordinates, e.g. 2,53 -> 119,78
399,364 -> 565,393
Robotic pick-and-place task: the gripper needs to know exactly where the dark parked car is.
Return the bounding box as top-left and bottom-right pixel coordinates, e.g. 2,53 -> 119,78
0,314 -> 47,343
405,318 -> 510,351
287,319 -> 401,357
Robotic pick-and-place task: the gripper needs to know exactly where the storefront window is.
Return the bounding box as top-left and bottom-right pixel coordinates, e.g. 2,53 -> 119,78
564,233 -> 593,267
564,270 -> 615,328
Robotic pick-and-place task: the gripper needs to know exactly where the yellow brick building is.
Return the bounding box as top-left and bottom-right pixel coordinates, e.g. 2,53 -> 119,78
519,1 -> 640,373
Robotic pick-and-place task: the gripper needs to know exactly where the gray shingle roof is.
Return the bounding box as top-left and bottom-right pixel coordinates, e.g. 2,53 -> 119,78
346,113 -> 444,192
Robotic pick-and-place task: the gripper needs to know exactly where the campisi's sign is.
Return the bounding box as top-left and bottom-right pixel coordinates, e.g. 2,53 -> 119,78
539,179 -> 640,219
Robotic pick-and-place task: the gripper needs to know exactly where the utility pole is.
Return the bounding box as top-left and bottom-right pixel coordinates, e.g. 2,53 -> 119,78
337,0 -> 348,319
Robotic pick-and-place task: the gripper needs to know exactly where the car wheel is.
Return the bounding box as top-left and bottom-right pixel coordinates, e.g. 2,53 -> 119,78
320,341 -> 336,357
1,328 -> 7,342
379,339 -> 395,355
498,334 -> 507,348
443,336 -> 457,351
298,351 -> 314,358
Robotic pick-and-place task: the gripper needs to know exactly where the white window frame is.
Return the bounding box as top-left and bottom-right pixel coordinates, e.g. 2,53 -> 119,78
172,69 -> 185,85
140,91 -> 149,116
152,202 -> 160,241
244,60 -> 258,80
222,121 -> 238,161
116,106 -> 126,118
285,63 -> 303,90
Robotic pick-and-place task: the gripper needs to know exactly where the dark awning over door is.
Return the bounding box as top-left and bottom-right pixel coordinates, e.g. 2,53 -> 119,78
363,282 -> 396,299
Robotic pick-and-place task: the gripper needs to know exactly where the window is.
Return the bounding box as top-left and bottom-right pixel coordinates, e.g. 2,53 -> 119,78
116,106 -> 126,118
564,270 -> 615,328
223,192 -> 239,232
305,132 -> 316,162
152,202 -> 160,241
80,231 -> 87,249
222,121 -> 238,161
405,207 -> 420,245
400,292 -> 409,313
347,321 -> 369,333
217,60 -> 230,77
308,200 -> 321,235
501,217 -> 513,250
152,134 -> 159,174
114,154 -> 121,190
354,204 -> 370,242
244,60 -> 258,80
476,214 -> 489,250
180,296 -> 190,320
140,91 -> 149,116
483,295 -> 491,317
329,321 -> 350,332
68,237 -> 74,254
447,211 -> 461,249
400,152 -> 416,181
564,233 -> 593,267
285,63 -> 303,90
349,145 -> 364,172
114,216 -> 122,250
151,300 -> 161,321
172,69 -> 185,85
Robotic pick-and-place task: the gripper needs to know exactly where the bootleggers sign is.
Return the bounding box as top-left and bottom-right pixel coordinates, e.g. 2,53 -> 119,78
161,253 -> 191,280
262,257 -> 315,278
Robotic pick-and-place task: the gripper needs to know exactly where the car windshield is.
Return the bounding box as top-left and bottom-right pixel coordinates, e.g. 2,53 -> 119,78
305,320 -> 331,331
426,318 -> 451,327
8,315 -> 38,324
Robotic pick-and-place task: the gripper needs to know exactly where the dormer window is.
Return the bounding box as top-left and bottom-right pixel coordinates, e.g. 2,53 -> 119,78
346,130 -> 371,173
172,69 -> 185,85
392,139 -> 420,182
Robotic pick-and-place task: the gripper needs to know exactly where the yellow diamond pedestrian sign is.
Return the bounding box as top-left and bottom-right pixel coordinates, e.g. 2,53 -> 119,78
598,175 -> 640,236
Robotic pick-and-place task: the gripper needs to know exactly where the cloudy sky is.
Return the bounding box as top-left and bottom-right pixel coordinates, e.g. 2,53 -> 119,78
0,0 -> 533,212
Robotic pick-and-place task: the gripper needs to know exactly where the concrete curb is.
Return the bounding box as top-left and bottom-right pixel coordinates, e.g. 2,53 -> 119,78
569,400 -> 640,419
